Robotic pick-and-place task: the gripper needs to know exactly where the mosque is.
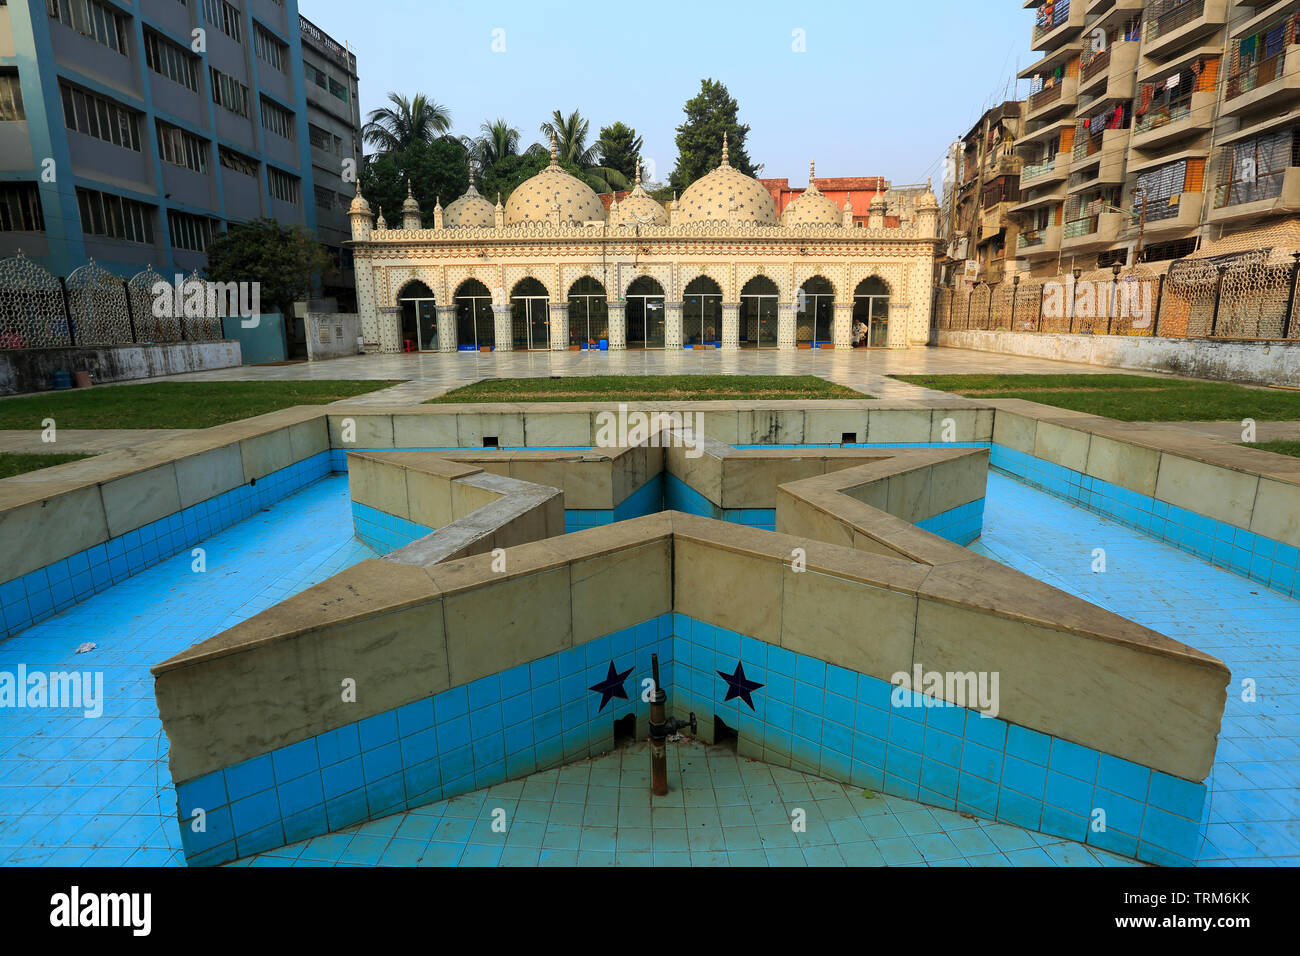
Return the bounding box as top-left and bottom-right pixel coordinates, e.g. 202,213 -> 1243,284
346,135 -> 942,353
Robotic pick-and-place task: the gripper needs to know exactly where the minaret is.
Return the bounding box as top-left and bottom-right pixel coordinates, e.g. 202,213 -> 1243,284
433,195 -> 443,231
347,179 -> 373,241
401,179 -> 422,230
376,205 -> 387,230
842,192 -> 854,229
495,191 -> 504,229
721,132 -> 730,168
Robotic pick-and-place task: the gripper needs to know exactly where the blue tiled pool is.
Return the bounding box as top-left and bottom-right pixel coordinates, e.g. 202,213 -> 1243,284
1,449 -> 1297,866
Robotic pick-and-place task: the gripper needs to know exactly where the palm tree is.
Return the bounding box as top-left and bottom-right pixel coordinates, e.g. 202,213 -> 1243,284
363,93 -> 452,154
470,118 -> 523,174
539,109 -> 629,194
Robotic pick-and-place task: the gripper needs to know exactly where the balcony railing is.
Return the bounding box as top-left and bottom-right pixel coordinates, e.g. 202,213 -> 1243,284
1033,0 -> 1073,43
1135,90 -> 1195,134
1022,157 -> 1056,182
1215,170 -> 1287,208
1225,49 -> 1289,101
299,15 -> 357,72
1029,83 -> 1064,111
1018,231 -> 1047,248
1080,47 -> 1112,84
1064,215 -> 1099,239
1146,0 -> 1205,43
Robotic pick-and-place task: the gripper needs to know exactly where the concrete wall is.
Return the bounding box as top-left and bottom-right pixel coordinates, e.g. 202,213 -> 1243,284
221,315 -> 287,365
937,329 -> 1300,387
0,341 -> 242,395
305,313 -> 361,360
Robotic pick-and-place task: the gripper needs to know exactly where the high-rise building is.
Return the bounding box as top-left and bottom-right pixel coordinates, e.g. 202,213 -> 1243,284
0,0 -> 359,287
1010,0 -> 1300,275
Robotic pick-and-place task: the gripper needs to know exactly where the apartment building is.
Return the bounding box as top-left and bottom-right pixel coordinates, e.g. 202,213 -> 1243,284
0,0 -> 359,283
945,101 -> 1026,284
1011,0 -> 1300,276
299,13 -> 358,309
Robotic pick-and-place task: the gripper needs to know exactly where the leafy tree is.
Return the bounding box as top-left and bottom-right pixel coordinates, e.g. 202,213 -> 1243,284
470,118 -> 530,176
363,93 -> 452,154
362,137 -> 470,223
595,121 -> 643,182
204,219 -> 333,348
668,79 -> 758,191
539,108 -> 629,194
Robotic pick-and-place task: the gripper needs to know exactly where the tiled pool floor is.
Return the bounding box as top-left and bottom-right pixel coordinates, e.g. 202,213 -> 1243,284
237,740 -> 1137,867
0,475 -> 375,866
2,467 -> 1296,866
973,471 -> 1300,867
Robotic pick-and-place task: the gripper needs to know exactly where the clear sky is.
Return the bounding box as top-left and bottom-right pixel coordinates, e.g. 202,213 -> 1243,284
301,0 -> 1037,188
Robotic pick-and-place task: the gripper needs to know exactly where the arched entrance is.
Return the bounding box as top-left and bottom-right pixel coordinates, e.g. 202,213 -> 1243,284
568,276 -> 608,349
625,275 -> 665,349
396,280 -> 436,351
510,277 -> 549,351
454,278 -> 494,350
796,275 -> 834,349
740,275 -> 779,349
683,275 -> 722,347
853,277 -> 891,348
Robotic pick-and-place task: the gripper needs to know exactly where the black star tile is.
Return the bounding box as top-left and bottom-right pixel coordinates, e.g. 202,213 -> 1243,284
717,661 -> 764,711
589,661 -> 633,712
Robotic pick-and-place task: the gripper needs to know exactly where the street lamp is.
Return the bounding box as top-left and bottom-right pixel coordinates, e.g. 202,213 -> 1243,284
1010,273 -> 1021,330
1069,267 -> 1082,332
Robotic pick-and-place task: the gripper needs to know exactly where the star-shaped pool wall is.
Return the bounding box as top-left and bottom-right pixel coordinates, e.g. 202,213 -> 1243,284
588,661 -> 634,712
717,661 -> 764,711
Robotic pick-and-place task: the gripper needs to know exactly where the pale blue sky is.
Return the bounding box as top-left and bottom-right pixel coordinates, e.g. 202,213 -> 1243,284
302,0 -> 1036,187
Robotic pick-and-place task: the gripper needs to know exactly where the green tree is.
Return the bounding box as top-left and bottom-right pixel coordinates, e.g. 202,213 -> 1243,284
539,108 -> 629,194
595,121 -> 643,182
363,93 -> 452,154
668,78 -> 758,191
470,118 -> 527,176
204,219 -> 333,350
363,137 -> 471,223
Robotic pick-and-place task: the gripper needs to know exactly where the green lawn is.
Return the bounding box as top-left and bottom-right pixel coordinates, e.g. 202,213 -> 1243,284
892,373 -> 1300,422
428,375 -> 867,403
0,381 -> 400,430
0,452 -> 93,479
1246,441 -> 1300,460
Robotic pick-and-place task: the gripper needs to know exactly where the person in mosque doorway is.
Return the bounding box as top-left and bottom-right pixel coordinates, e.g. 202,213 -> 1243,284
854,318 -> 869,347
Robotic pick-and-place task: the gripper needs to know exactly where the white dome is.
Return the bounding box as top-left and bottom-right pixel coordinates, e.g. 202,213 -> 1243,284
505,136 -> 606,226
781,160 -> 842,227
677,134 -> 777,226
617,164 -> 668,226
444,167 -> 495,228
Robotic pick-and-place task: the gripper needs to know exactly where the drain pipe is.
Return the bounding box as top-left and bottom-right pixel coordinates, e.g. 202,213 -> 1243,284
648,653 -> 696,796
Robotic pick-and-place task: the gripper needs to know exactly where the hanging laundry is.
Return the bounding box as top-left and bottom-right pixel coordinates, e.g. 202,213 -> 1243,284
1138,84 -> 1154,115
1166,74 -> 1181,90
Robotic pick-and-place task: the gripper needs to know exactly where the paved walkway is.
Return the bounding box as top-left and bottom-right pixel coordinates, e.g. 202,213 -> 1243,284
128,347 -> 1158,405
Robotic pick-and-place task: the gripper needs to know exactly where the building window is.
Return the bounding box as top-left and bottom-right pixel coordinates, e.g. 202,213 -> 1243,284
328,77 -> 347,102
144,29 -> 199,92
210,67 -> 249,117
167,209 -> 217,251
253,23 -> 287,72
218,145 -> 258,176
308,122 -> 339,154
157,121 -> 208,173
267,167 -> 299,204
0,71 -> 24,122
76,187 -> 154,243
314,185 -> 332,209
47,0 -> 129,56
1134,158 -> 1204,222
1215,127 -> 1300,208
202,0 -> 242,43
305,63 -> 327,89
0,182 -> 45,232
60,83 -> 140,150
260,96 -> 294,139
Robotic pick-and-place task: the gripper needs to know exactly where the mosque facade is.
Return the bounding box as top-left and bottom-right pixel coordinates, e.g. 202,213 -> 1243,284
346,137 -> 942,353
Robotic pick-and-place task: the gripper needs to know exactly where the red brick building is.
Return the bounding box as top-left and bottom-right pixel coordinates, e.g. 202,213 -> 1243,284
760,176 -> 889,226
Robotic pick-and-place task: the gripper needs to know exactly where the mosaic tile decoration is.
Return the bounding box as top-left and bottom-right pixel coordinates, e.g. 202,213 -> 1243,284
0,452 -> 334,641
